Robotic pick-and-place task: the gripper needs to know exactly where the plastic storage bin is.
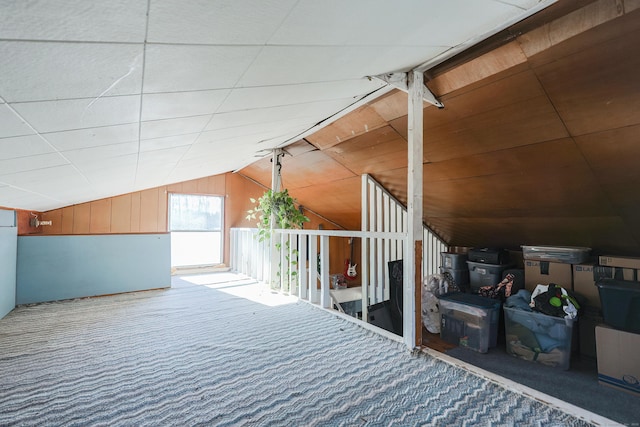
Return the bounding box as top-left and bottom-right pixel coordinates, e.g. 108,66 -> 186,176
521,245 -> 591,264
441,252 -> 468,269
503,306 -> 575,370
468,248 -> 510,265
438,293 -> 501,353
467,261 -> 513,293
595,279 -> 640,334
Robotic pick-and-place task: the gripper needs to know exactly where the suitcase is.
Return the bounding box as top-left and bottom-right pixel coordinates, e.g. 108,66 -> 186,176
468,247 -> 510,265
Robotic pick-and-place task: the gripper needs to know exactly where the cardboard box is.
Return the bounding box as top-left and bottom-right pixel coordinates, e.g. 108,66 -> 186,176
524,260 -> 572,291
595,325 -> 640,396
599,255 -> 640,270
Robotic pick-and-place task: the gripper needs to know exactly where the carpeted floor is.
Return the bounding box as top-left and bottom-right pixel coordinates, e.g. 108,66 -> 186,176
0,273 -> 619,426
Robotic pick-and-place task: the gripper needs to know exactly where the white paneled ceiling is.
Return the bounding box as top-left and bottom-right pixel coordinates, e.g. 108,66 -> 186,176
0,0 -> 555,211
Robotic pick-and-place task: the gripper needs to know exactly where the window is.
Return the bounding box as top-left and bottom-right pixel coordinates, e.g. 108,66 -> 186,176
169,194 -> 224,267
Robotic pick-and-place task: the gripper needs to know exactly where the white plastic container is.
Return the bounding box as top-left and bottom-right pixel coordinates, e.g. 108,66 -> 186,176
521,245 -> 590,264
439,293 -> 501,353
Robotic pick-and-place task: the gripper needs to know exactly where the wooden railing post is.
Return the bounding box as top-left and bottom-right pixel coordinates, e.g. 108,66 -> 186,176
320,235 -> 330,308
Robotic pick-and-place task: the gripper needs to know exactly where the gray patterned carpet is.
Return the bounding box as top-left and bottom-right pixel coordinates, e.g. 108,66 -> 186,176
0,273 -> 607,426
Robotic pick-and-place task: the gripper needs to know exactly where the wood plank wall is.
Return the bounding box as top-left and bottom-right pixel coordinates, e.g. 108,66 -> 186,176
30,172 -> 352,274
40,175 -> 228,235
35,174 -> 247,266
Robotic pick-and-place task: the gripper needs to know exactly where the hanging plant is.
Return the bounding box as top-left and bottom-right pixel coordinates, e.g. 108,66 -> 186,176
246,188 -> 309,241
247,189 -> 310,292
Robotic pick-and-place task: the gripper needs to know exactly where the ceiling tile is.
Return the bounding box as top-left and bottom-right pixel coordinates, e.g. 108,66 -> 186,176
219,79 -> 384,112
76,154 -> 138,176
88,177 -> 135,191
0,185 -> 60,211
141,90 -> 230,121
0,135 -> 55,160
44,123 -> 140,151
180,137 -> 259,161
140,134 -> 197,152
77,156 -> 138,192
63,142 -> 139,166
138,146 -> 190,165
197,117 -> 316,145
0,152 -> 69,175
0,104 -> 36,138
498,0 -> 545,7
12,96 -> 141,133
206,99 -> 357,131
0,1 -> 147,42
143,45 -> 261,93
0,164 -> 81,190
270,0 -> 522,47
0,42 -> 143,102
147,0 -> 296,44
237,45 -> 444,87
169,143 -> 258,179
140,116 -> 211,140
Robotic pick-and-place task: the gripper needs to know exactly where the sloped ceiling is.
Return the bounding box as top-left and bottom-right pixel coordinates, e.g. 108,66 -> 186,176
0,0 -> 555,211
240,2 -> 640,256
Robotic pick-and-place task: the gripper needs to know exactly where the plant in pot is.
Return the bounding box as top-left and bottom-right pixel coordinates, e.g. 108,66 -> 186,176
247,189 -> 309,291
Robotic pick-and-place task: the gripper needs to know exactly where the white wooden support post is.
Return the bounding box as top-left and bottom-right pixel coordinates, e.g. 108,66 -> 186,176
298,234 -> 308,300
361,174 -> 370,321
405,70 -> 424,349
309,236 -> 319,304
271,149 -> 283,194
320,235 -> 330,308
269,149 -> 283,288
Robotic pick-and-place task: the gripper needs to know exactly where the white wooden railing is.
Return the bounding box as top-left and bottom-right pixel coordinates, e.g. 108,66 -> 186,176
230,175 -> 448,348
230,228 -> 406,301
361,174 -> 448,305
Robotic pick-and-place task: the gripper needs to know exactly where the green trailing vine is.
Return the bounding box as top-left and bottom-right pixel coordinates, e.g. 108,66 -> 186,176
246,188 -> 309,241
246,189 -> 310,291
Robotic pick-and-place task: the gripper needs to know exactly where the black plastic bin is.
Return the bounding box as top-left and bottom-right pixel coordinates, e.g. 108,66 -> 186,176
595,279 -> 640,334
468,248 -> 510,265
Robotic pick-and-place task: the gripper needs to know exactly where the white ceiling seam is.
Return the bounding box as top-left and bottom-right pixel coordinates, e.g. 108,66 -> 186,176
133,0 -> 152,191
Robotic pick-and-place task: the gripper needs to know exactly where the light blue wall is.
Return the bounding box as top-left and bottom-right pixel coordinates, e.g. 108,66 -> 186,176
0,210 -> 17,319
17,234 -> 171,305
